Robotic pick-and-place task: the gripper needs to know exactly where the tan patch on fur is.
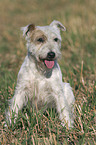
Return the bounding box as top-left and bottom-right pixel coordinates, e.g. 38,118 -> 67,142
30,29 -> 47,44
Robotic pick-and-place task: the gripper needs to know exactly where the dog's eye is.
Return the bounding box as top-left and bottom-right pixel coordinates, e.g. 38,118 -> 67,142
37,38 -> 44,43
54,38 -> 59,42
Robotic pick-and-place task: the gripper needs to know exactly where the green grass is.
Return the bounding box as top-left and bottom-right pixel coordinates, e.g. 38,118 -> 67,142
0,0 -> 96,144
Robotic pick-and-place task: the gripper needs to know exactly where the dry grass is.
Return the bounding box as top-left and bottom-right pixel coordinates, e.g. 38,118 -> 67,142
0,0 -> 96,144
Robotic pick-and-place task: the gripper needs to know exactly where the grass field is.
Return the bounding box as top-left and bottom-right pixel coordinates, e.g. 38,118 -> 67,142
0,0 -> 96,144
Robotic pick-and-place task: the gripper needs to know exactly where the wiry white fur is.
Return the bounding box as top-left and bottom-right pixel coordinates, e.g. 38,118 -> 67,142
6,20 -> 75,128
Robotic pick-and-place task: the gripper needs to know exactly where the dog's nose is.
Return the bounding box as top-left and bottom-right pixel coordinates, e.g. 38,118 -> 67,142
47,52 -> 55,59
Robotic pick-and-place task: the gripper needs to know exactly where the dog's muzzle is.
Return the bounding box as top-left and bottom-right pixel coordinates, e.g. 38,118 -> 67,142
39,51 -> 56,69
44,51 -> 56,69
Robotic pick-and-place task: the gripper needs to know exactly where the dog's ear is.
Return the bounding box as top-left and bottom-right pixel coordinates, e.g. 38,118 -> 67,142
50,20 -> 66,31
21,24 -> 35,36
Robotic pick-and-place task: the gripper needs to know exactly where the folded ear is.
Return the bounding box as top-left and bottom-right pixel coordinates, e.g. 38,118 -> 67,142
21,24 -> 35,36
50,20 -> 66,31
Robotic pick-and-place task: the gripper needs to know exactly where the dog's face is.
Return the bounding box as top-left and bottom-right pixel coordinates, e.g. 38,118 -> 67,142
21,20 -> 66,69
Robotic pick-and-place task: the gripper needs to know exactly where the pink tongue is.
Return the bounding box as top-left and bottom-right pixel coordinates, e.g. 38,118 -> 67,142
44,60 -> 54,69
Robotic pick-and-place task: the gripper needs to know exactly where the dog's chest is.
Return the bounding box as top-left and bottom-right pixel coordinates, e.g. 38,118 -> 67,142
24,61 -> 62,105
35,77 -> 53,98
27,71 -> 56,102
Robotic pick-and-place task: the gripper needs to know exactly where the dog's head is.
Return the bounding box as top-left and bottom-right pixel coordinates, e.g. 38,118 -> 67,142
21,20 -> 66,69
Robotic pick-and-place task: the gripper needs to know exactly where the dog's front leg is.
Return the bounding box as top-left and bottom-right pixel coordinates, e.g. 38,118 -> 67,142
6,88 -> 27,125
55,93 -> 72,128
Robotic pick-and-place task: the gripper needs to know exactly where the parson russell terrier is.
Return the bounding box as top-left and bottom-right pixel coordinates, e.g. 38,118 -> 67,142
6,20 -> 75,128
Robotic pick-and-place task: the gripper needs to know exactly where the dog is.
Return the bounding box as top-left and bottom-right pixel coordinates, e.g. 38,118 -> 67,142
6,20 -> 75,128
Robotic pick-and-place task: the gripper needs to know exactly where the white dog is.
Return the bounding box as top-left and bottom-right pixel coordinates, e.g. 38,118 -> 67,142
6,20 -> 75,128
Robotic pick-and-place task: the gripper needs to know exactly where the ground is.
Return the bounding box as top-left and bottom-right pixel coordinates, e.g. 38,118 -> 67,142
0,0 -> 96,144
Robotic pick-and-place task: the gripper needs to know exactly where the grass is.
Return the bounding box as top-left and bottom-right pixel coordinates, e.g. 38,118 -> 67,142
0,0 -> 96,144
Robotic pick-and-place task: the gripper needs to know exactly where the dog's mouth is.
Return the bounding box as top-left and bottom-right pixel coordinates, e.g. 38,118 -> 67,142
39,58 -> 55,69
39,51 -> 56,69
44,60 -> 54,69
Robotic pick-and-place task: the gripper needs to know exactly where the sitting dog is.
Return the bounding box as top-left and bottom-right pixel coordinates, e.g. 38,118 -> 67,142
6,20 -> 75,128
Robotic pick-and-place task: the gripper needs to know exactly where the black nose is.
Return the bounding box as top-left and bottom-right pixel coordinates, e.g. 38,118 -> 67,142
47,52 -> 55,59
